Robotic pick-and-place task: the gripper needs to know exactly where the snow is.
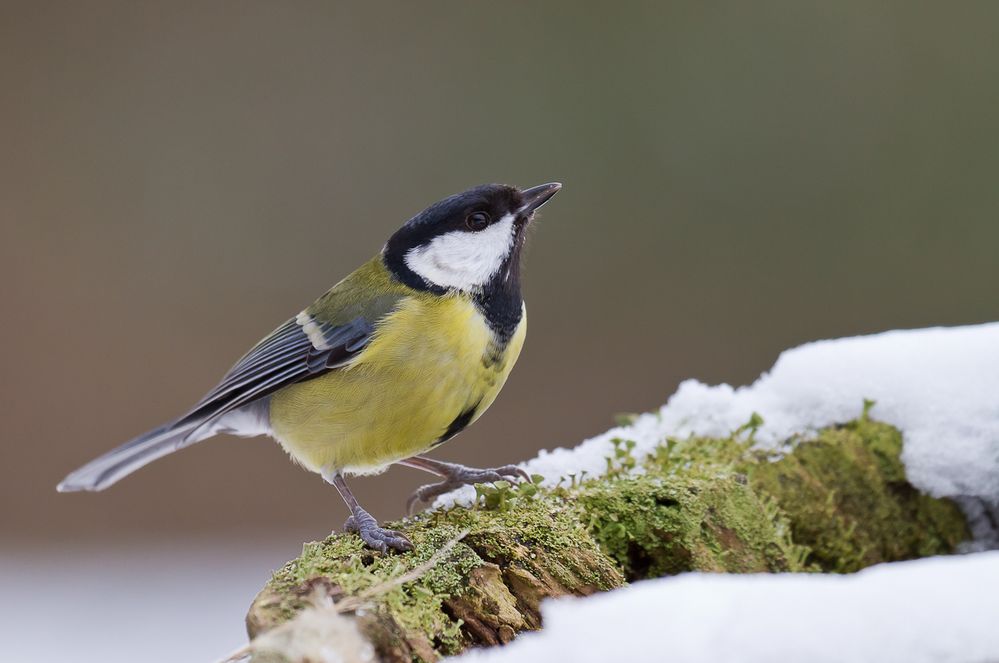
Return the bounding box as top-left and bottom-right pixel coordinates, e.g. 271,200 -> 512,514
456,551 -> 999,663
435,323 -> 999,514
0,539 -> 296,663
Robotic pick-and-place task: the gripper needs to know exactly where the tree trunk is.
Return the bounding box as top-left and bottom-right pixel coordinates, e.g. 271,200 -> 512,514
242,418 -> 968,662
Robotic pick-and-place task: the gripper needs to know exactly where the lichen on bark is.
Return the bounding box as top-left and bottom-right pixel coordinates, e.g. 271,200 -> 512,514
245,417 -> 969,662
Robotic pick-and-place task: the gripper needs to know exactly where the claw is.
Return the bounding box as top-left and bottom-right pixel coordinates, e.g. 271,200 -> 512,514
497,464 -> 532,483
344,507 -> 413,552
405,463 -> 531,514
406,480 -> 449,515
406,491 -> 423,516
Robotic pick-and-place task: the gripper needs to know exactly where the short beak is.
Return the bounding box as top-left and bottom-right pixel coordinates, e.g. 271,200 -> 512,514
519,182 -> 562,215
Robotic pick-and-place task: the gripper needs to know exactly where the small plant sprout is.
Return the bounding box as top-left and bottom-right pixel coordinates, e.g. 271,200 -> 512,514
604,438 -> 638,479
473,474 -> 545,511
614,412 -> 641,427
734,412 -> 765,443
861,398 -> 877,421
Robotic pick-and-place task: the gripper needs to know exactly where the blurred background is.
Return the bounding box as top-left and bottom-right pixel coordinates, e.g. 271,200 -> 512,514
3,1 -> 998,660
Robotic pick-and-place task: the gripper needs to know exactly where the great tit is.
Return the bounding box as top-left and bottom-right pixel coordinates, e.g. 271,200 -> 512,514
58,182 -> 561,552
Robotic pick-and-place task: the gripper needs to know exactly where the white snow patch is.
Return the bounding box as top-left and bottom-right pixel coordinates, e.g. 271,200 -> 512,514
434,322 -> 999,512
455,552 -> 999,663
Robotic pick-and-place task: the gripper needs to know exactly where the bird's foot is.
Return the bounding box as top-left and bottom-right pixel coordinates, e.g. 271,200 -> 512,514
407,463 -> 530,514
343,506 -> 413,553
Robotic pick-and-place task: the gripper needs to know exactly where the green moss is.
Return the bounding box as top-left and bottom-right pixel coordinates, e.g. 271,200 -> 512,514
577,472 -> 809,579
634,415 -> 969,574
746,419 -> 969,571
261,522 -> 481,655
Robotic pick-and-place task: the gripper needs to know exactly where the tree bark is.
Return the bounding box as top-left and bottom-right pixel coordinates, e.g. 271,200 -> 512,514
243,418 -> 968,662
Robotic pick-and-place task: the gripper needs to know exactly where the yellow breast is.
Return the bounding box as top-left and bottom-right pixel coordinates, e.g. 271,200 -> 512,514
268,294 -> 526,474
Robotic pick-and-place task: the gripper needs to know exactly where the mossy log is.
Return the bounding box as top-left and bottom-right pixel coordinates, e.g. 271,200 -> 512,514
244,418 -> 969,662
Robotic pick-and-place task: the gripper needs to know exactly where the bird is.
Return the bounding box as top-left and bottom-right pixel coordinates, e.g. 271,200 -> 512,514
58,182 -> 561,552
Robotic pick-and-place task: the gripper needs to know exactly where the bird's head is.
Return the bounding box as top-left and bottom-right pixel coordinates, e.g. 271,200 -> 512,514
383,182 -> 561,293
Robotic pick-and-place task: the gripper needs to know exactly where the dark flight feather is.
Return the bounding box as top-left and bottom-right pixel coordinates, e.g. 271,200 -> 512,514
181,316 -> 374,436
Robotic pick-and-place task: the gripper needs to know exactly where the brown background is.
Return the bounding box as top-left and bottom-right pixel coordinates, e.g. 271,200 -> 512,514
3,1 -> 999,550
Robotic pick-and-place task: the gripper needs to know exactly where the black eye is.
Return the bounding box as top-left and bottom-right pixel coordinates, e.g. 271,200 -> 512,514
465,211 -> 490,231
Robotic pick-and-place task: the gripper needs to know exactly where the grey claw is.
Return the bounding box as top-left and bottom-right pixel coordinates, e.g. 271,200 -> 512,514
406,463 -> 531,513
406,491 -> 424,516
360,527 -> 412,553
407,481 -> 452,515
344,508 -> 412,552
496,465 -> 532,483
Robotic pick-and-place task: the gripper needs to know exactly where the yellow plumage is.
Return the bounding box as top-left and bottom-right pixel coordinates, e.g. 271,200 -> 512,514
269,292 -> 526,474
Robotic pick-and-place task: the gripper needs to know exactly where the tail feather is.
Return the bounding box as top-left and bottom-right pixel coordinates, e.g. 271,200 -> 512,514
57,420 -> 207,492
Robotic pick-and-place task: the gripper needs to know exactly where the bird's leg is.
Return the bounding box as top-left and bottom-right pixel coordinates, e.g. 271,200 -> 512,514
323,469 -> 413,553
399,455 -> 531,514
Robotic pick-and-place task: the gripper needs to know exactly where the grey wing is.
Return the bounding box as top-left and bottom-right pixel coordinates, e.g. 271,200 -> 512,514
178,315 -> 375,437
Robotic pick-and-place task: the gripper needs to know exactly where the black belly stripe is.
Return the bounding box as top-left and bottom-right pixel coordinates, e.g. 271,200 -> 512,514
432,401 -> 481,447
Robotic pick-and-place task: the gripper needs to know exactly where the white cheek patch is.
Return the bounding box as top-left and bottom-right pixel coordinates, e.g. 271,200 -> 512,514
404,213 -> 515,290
